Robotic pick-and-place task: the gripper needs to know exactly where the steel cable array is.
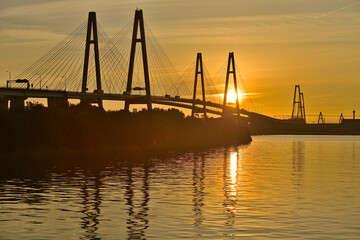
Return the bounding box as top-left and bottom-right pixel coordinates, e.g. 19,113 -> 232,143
14,13 -> 255,112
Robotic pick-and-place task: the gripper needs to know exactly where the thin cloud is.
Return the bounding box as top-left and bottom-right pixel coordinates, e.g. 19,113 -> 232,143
305,0 -> 360,23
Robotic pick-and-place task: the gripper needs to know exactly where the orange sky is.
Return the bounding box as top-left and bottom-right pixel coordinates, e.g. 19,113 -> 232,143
0,0 -> 359,122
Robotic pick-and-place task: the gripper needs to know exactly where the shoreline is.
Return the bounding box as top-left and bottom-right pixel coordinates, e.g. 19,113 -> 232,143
0,104 -> 252,161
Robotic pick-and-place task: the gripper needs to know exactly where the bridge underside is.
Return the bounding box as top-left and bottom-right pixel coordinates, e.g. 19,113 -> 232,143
0,87 -> 250,117
1,88 -> 358,135
2,88 -> 322,135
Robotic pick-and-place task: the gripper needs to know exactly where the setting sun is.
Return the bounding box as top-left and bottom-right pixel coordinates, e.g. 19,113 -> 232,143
227,89 -> 242,103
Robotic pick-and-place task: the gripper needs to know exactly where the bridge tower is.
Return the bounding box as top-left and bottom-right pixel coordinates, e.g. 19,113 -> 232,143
191,53 -> 207,118
222,52 -> 240,118
339,113 -> 344,123
291,85 -> 306,123
81,12 -> 103,108
124,9 -> 152,111
318,112 -> 324,124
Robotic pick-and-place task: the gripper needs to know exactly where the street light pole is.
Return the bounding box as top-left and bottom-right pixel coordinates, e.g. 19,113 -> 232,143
5,71 -> 11,80
63,76 -> 66,91
5,71 -> 11,88
35,73 -> 42,89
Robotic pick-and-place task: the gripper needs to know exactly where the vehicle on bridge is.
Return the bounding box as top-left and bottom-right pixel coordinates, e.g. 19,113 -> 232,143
6,79 -> 30,89
132,87 -> 145,91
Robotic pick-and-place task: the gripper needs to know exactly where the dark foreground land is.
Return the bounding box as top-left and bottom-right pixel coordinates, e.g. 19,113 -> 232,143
0,103 -> 251,157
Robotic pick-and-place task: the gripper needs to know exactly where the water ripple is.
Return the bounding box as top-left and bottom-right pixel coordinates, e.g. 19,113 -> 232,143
0,135 -> 359,239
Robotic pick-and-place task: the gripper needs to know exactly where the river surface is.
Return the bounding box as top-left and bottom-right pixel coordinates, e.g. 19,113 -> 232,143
0,135 -> 359,239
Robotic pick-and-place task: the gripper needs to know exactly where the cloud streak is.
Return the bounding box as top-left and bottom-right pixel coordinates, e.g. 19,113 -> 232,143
305,0 -> 360,22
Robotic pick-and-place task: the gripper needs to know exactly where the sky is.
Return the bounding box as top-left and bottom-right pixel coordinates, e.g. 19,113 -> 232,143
0,0 -> 359,121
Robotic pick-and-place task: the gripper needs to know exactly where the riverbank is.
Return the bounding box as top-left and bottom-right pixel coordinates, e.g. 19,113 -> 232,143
249,118 -> 360,135
0,103 -> 251,157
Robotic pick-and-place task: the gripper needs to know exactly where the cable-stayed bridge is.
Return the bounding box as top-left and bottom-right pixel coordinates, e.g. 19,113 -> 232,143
0,9 -> 277,124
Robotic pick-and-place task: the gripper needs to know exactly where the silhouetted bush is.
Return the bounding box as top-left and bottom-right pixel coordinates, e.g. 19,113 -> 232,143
0,104 -> 251,153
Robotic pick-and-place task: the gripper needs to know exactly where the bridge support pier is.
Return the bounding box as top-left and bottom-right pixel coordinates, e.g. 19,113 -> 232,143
0,97 -> 8,110
9,97 -> 27,111
48,97 -> 68,110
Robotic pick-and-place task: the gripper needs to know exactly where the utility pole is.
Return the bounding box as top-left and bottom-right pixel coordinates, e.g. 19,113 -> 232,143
6,71 -> 11,81
63,76 -> 66,91
36,74 -> 42,89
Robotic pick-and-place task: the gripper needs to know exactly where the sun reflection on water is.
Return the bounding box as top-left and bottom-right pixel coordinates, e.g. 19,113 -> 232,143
229,151 -> 238,189
223,148 -> 241,219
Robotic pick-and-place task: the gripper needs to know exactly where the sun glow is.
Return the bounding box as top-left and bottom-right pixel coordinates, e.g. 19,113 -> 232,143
226,89 -> 242,103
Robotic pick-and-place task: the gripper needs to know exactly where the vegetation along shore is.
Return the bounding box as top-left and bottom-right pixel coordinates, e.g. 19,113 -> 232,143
0,103 -> 252,156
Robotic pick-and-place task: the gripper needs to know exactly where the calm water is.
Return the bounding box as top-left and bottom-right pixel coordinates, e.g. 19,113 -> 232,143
0,135 -> 360,239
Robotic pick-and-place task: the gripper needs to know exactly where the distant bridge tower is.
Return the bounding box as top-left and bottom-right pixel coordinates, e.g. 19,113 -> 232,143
318,112 -> 324,124
222,52 -> 240,118
124,9 -> 152,111
339,113 -> 344,123
192,53 -> 207,118
291,85 -> 306,123
81,12 -> 103,108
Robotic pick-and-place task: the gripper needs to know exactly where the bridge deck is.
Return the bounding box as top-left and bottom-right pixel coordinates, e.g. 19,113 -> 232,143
0,87 -> 279,120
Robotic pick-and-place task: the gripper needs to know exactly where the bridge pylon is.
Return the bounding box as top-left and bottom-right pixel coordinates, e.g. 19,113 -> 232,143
222,52 -> 240,119
81,12 -> 103,108
318,112 -> 324,124
291,85 -> 306,123
124,9 -> 152,111
339,113 -> 344,123
191,53 -> 207,118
